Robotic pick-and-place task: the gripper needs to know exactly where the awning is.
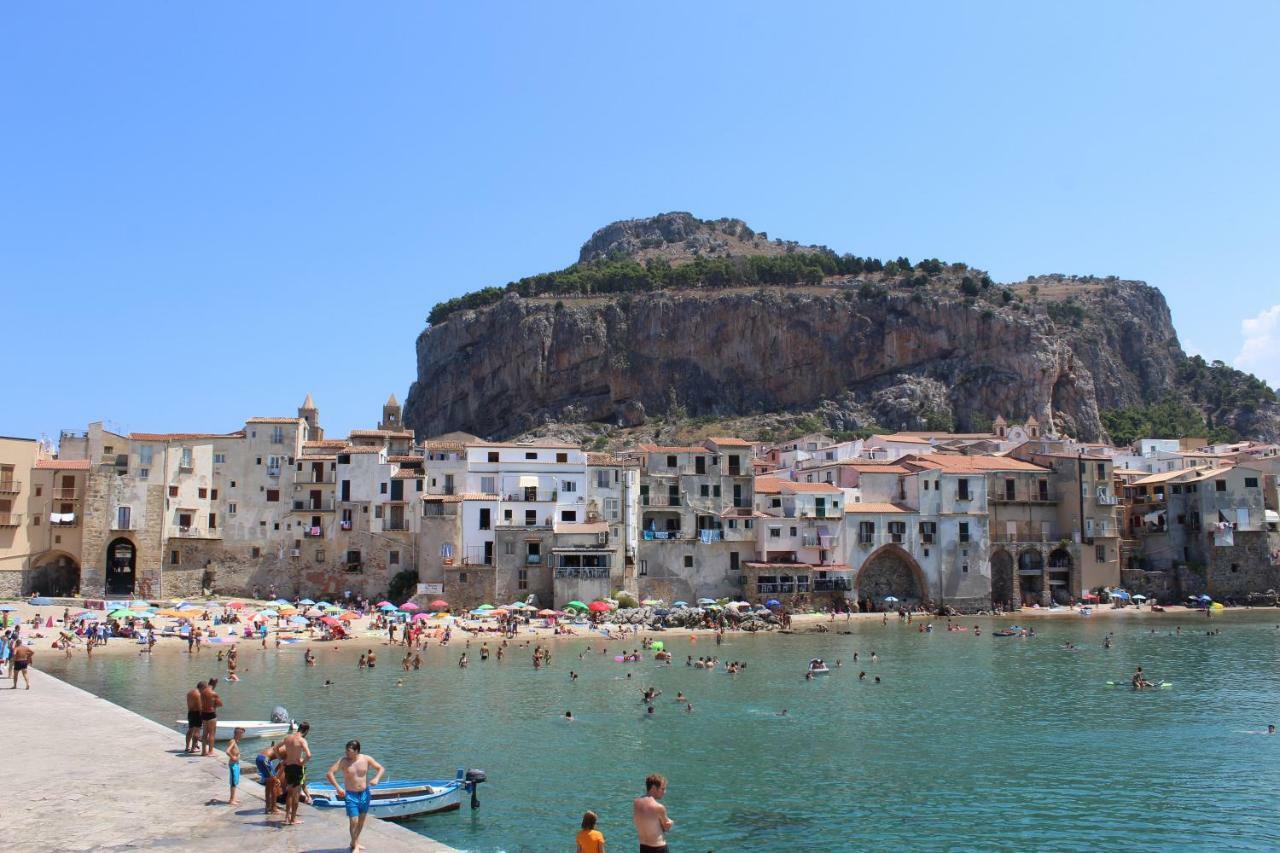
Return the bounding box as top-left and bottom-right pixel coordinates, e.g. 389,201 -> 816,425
517,475 -> 539,488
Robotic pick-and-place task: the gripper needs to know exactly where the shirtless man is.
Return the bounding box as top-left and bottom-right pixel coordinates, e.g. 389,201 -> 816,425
280,722 -> 312,826
185,682 -> 205,753
324,739 -> 385,852
200,678 -> 223,756
633,773 -> 673,853
10,642 -> 34,690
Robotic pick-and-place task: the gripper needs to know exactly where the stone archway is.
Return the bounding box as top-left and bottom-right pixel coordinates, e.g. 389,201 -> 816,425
106,537 -> 137,596
990,548 -> 1015,610
1018,548 -> 1045,605
1047,547 -> 1073,605
29,552 -> 80,597
856,545 -> 929,609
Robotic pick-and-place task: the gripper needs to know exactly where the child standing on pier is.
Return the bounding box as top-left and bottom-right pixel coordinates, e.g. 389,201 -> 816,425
227,727 -> 245,806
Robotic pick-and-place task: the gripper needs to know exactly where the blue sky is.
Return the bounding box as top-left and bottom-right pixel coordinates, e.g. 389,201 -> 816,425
3,2 -> 1278,442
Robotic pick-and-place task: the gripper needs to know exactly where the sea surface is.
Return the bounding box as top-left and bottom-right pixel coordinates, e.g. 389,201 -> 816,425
42,612 -> 1280,851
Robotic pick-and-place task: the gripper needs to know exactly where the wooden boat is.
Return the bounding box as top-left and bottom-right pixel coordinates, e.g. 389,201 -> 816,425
992,626 -> 1023,637
308,770 -> 470,819
807,658 -> 831,676
173,719 -> 293,741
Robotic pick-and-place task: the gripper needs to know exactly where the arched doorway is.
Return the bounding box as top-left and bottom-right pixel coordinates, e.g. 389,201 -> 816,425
1018,548 -> 1044,605
106,537 -> 136,596
1047,547 -> 1072,605
856,545 -> 928,610
990,548 -> 1015,610
30,553 -> 80,597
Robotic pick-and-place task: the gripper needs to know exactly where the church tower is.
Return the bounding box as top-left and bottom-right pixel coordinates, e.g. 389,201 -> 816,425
298,393 -> 323,441
379,393 -> 402,431
992,415 -> 1007,439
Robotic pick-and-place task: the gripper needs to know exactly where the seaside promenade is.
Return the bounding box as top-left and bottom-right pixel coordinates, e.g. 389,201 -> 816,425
5,669 -> 455,852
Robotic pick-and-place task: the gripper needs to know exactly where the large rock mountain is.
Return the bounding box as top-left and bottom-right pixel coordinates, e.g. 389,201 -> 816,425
405,213 -> 1279,443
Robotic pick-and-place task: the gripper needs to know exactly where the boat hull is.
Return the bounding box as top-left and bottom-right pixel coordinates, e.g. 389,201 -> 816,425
174,719 -> 292,741
308,779 -> 464,819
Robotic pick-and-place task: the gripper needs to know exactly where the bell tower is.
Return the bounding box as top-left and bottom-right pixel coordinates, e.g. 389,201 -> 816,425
380,393 -> 402,431
298,393 -> 322,441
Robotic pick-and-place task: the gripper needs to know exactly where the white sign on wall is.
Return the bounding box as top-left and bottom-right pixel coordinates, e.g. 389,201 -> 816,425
417,583 -> 443,595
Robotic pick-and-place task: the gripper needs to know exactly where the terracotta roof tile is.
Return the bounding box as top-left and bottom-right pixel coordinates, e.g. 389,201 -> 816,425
782,481 -> 842,493
339,446 -> 383,455
634,444 -> 708,454
845,502 -> 913,514
34,459 -> 91,470
705,437 -> 752,447
903,454 -> 1047,474
754,476 -> 787,494
872,434 -> 933,444
304,440 -> 347,448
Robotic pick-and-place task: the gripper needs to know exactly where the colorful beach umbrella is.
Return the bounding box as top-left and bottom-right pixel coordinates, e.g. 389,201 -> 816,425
338,612 -> 357,621
566,600 -> 588,611
257,609 -> 279,619
226,601 -> 245,609
271,598 -> 291,606
537,609 -> 559,617
376,600 -> 393,608
401,602 -> 421,611
315,601 -> 333,609
673,601 -> 689,608
320,615 -> 340,626
288,615 -> 308,625
108,609 -> 136,618
429,599 -> 449,609
412,612 -> 433,621
298,598 -> 316,606
588,601 -> 613,612
766,598 -> 781,607
130,600 -> 151,609
697,598 -> 716,606
0,604 -> 17,612
379,603 -> 397,612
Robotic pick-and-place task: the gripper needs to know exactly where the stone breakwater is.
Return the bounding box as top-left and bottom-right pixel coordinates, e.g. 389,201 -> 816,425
5,670 -> 454,852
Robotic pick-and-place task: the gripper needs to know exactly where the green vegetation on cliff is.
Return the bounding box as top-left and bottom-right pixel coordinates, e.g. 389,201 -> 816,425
426,251 -> 959,324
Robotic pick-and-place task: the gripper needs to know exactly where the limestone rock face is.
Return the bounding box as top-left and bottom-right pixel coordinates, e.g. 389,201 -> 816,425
404,278 -> 1235,442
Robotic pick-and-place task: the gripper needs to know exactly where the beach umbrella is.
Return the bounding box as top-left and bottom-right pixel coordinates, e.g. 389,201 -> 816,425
883,595 -> 900,604
298,598 -> 315,606
379,603 -> 398,612
1197,594 -> 1212,602
642,599 -> 662,606
697,598 -> 716,606
337,612 -> 358,621
412,612 -> 433,621
705,604 -> 723,611
74,611 -> 102,621
506,602 -> 530,610
315,601 -> 333,609
226,601 -> 245,609
1132,594 -> 1147,601
288,615 -> 308,626
29,597 -> 53,606
178,603 -> 200,611
306,607 -> 325,617
766,598 -> 781,607
131,600 -> 151,609
491,608 -> 509,616
673,601 -> 689,608
320,615 -> 340,626
469,608 -> 491,616
0,604 -> 18,612
588,601 -> 613,612
654,608 -> 670,616
271,598 -> 291,606
475,603 -> 493,610
537,609 -> 559,617
566,601 -> 588,611
430,599 -> 449,610
401,602 -> 421,611
258,609 -> 279,618
1210,602 -> 1225,610
432,612 -> 451,619
108,608 -> 136,619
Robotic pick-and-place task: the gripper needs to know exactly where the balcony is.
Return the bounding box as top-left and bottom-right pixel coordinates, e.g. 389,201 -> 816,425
293,498 -> 336,512
642,494 -> 682,508
50,488 -> 80,501
463,546 -> 492,566
0,480 -> 21,495
503,491 -> 557,502
0,513 -> 21,527
296,472 -> 337,485
642,530 -> 693,541
697,529 -> 723,543
266,467 -> 282,479
553,566 -> 610,579
813,577 -> 853,592
1096,494 -> 1118,506
756,581 -> 811,594
384,521 -> 410,531
175,526 -> 216,538
340,520 -> 353,530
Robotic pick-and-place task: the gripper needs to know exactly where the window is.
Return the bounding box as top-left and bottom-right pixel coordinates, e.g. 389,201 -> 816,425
208,513 -> 217,529
771,497 -> 781,508
789,526 -> 797,537
1004,479 -> 1015,500
168,486 -> 178,497
211,489 -> 218,500
730,552 -> 740,571
213,453 -> 226,464
117,506 -> 131,529
1215,480 -> 1226,492
34,486 -> 41,497
683,555 -> 693,569
525,451 -> 537,460
389,550 -> 400,566
198,487 -> 208,499
1095,544 -> 1106,562
858,521 -> 875,544
504,540 -> 514,555
525,509 -> 537,525
266,489 -> 279,502
1172,485 -> 1183,494
700,484 -> 710,497
556,452 -> 568,463
959,521 -> 970,543
374,505 -> 383,519
380,482 -> 388,494
919,521 -> 936,543
605,498 -> 620,520
416,479 -> 423,491
922,481 -> 929,491
271,426 -> 284,444
459,572 -> 468,583
230,480 -> 236,488
561,510 -> 577,522
596,469 -> 610,488
745,519 -> 753,529
639,559 -> 648,576
562,480 -> 577,493
957,478 -> 970,500
170,550 -> 179,565
526,542 -> 540,564
139,446 -> 154,466
487,451 -> 499,462
888,521 -> 906,543
1245,477 -> 1259,488
769,526 -> 781,539
316,550 -> 325,562
228,502 -> 237,515
478,508 -> 490,530
518,568 -> 528,590
666,455 -> 677,468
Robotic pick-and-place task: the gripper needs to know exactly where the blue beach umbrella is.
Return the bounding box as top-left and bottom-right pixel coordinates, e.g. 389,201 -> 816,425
258,609 -> 279,619
672,601 -> 689,608
766,598 -> 781,607
30,597 -> 53,606
0,604 -> 17,612
298,598 -> 316,605
271,598 -> 291,606
288,615 -> 308,625
379,603 -> 398,612
315,601 -> 333,609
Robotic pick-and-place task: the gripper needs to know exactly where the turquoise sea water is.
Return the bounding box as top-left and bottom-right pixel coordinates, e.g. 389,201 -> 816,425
42,612 -> 1280,851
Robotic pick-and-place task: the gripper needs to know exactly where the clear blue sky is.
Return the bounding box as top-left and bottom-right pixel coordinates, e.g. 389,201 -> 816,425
4,2 -> 1278,442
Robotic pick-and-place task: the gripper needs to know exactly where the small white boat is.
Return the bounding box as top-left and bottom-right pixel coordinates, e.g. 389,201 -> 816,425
308,769 -> 484,819
807,658 -> 831,676
174,719 -> 293,741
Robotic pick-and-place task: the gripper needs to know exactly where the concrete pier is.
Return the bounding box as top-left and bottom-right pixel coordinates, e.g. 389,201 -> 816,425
5,669 -> 455,852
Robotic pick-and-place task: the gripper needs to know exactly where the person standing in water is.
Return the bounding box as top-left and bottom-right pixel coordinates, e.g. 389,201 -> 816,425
633,773 -> 673,853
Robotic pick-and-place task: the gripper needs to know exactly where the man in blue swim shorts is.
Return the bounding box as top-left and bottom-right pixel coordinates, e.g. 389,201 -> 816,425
325,739 -> 385,852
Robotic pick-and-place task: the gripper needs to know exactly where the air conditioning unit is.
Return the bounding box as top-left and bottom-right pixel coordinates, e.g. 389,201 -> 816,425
289,549 -> 301,558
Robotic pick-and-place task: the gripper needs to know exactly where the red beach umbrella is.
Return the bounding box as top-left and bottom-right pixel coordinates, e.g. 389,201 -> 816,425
320,615 -> 340,627
588,601 -> 613,613
226,601 -> 245,609
429,599 -> 449,610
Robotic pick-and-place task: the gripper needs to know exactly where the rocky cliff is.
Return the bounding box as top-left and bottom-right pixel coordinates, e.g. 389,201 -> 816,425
405,214 -> 1280,443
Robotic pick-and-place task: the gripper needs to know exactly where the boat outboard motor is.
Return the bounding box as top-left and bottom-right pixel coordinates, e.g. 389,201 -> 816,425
464,768 -> 486,809
270,705 -> 290,724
